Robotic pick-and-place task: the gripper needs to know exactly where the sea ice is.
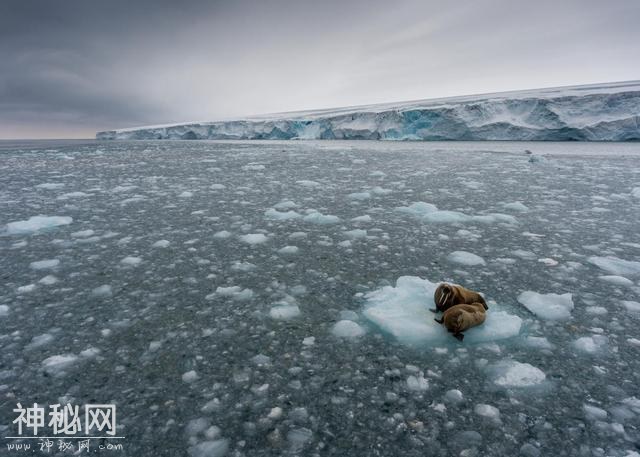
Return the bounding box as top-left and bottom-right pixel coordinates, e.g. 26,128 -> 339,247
332,320 -> 366,338
42,354 -> 79,376
265,208 -> 302,220
277,246 -> 299,255
152,240 -> 171,248
239,233 -> 268,244
598,275 -> 634,287
362,276 -> 522,346
5,216 -> 72,235
210,286 -> 254,301
269,304 -> 301,320
622,301 -> 640,313
588,256 -> 640,277
573,335 -> 608,354
121,256 -> 142,266
0,305 -> 9,317
303,211 -> 340,224
517,291 -> 574,320
30,259 -> 60,270
488,360 -> 546,387
447,251 -> 486,266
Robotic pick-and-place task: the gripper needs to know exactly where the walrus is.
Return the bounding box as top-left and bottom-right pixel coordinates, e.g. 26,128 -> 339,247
432,283 -> 486,313
434,302 -> 488,341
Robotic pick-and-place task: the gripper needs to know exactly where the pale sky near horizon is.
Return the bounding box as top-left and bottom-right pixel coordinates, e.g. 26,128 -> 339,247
1,0 -> 639,139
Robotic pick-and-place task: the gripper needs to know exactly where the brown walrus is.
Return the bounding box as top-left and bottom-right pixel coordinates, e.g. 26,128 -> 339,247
434,302 -> 488,341
432,283 -> 486,313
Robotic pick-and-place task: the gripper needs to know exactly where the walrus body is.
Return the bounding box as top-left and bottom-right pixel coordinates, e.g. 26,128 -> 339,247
432,283 -> 486,313
434,302 -> 488,341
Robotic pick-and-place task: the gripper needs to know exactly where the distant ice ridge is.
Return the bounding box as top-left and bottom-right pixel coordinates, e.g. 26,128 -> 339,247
97,81 -> 640,141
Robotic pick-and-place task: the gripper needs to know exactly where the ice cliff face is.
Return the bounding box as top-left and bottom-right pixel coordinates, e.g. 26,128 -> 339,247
97,81 -> 640,141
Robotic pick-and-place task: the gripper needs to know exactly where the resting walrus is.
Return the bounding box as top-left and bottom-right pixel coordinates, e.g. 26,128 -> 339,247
432,283 -> 486,313
434,302 -> 488,341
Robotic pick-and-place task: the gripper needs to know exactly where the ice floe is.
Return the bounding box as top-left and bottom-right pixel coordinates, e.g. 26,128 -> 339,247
331,320 -> 366,338
362,276 -> 522,346
588,256 -> 640,277
517,291 -> 574,320
5,215 -> 72,235
447,251 -> 486,266
396,202 -> 517,225
487,360 -> 546,387
29,259 -> 60,270
239,233 -> 268,244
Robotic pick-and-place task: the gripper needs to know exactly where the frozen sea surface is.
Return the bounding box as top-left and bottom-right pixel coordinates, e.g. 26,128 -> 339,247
1,140 -> 640,456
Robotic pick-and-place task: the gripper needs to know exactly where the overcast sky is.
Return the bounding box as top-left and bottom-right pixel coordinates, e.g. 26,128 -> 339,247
1,0 -> 639,139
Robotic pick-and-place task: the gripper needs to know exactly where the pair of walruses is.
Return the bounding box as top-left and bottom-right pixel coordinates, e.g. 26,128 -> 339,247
432,283 -> 488,341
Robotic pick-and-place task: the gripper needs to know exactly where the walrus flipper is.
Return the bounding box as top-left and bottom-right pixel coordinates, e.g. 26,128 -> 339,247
434,317 -> 444,324
453,333 -> 464,341
429,308 -> 439,313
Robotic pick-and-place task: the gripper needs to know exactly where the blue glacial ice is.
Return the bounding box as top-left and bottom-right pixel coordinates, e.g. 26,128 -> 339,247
97,81 -> 640,141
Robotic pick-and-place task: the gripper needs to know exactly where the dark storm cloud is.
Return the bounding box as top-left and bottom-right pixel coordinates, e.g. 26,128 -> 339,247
1,0 -> 639,138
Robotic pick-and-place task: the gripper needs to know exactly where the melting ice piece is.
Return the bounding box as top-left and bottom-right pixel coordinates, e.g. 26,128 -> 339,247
517,291 -> 574,320
265,208 -> 302,220
588,256 -> 640,277
362,276 -> 522,346
239,233 -> 268,244
5,215 -> 72,235
487,360 -> 546,387
332,320 -> 365,338
447,251 -> 486,266
396,202 -> 517,225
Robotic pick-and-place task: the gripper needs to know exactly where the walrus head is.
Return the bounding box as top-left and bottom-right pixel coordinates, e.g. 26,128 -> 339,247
434,283 -> 457,312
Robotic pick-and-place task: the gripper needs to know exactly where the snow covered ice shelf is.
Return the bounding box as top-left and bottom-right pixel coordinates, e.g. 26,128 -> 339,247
1,139 -> 640,456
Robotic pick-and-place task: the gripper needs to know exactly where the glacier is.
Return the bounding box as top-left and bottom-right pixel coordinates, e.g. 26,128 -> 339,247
97,81 -> 640,141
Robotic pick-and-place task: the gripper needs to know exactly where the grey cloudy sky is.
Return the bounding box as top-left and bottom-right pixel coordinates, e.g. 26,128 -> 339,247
1,0 -> 639,139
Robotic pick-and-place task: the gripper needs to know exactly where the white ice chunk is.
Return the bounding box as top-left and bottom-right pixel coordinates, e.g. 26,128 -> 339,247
474,404 -> 501,421
5,216 -> 72,235
39,275 -> 58,285
121,256 -> 142,266
517,291 -> 574,320
447,251 -> 486,266
573,335 -> 608,354
303,211 -> 340,224
348,192 -> 370,200
588,256 -> 640,277
42,354 -> 79,375
270,304 -> 301,320
343,229 -> 367,239
0,305 -> 9,317
182,370 -> 199,383
623,301 -> 640,313
211,286 -> 254,301
277,246 -> 299,255
351,215 -> 372,222
503,202 -> 529,212
92,285 -> 113,297
296,180 -> 320,187
598,275 -> 634,287
583,404 -> 608,421
444,389 -> 464,403
71,229 -> 95,238
188,440 -> 229,457
213,230 -> 232,239
30,259 -> 60,270
265,208 -> 302,220
332,320 -> 366,338
152,239 -> 171,248
363,276 -> 522,346
239,233 -> 268,244
36,182 -> 65,190
488,360 -> 546,387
